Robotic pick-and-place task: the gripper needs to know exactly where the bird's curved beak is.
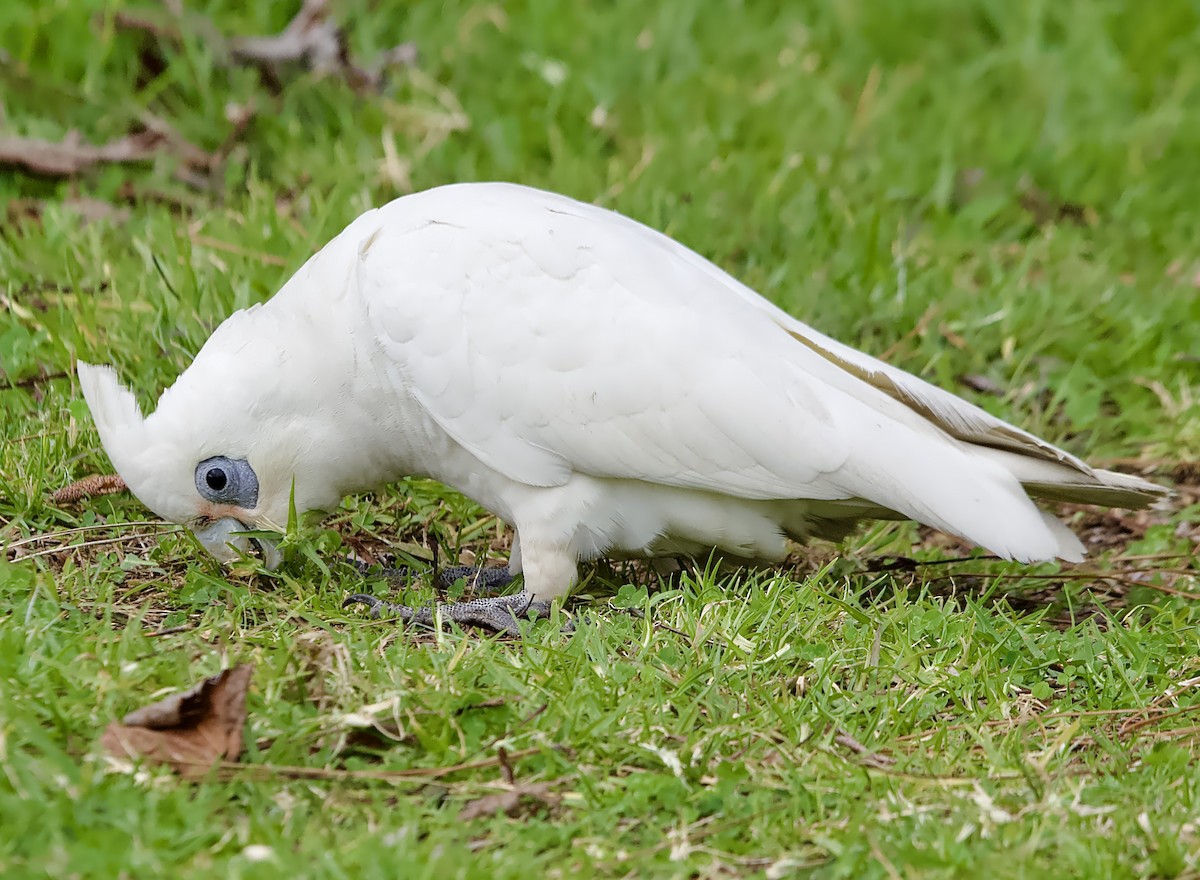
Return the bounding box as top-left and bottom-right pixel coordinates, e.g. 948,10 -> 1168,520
193,516 -> 282,571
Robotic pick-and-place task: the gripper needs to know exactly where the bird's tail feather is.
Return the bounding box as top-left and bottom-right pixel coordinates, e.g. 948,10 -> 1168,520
974,447 -> 1167,508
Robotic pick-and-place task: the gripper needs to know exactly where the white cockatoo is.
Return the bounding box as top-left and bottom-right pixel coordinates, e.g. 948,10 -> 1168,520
79,182 -> 1164,632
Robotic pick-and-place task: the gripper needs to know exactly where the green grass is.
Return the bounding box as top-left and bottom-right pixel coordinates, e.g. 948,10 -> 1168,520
3,0 -> 1200,876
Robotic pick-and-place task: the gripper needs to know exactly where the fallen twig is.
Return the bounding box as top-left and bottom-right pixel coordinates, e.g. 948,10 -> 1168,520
1,368 -> 70,390
833,729 -> 895,768
114,0 -> 416,94
5,521 -> 164,551
9,530 -> 182,563
189,233 -> 288,266
0,117 -> 251,184
0,130 -> 170,177
204,746 -> 545,783
922,568 -> 1199,600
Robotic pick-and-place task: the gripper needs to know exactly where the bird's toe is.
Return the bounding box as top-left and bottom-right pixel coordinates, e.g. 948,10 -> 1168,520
342,590 -> 552,636
342,593 -> 392,619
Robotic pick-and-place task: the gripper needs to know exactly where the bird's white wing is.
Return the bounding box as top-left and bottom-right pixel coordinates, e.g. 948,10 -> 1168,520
349,184 -> 1104,559
355,197 -> 852,500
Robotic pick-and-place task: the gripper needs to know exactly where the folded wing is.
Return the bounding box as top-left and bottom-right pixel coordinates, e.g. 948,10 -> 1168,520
353,183 -> 1163,561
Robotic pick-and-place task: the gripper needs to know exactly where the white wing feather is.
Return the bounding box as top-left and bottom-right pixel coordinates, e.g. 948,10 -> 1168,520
350,183 -> 1158,562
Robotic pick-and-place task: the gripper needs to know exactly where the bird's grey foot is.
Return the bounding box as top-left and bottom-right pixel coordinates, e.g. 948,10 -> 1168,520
349,559 -> 513,593
342,590 -> 551,637
433,565 -> 514,592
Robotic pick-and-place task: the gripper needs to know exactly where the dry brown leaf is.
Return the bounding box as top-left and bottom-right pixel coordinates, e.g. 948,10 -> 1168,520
50,473 -> 128,505
99,664 -> 252,779
0,130 -> 169,177
457,781 -> 561,821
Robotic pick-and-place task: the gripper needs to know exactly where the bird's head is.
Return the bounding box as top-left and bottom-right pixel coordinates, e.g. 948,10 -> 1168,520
75,293 -> 365,568
76,355 -> 310,568
76,211 -> 395,567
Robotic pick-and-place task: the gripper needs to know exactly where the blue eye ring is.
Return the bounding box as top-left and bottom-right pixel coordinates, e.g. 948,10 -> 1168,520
195,457 -> 259,508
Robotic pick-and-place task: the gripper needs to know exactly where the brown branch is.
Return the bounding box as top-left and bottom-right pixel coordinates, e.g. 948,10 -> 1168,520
2,368 -> 70,390
204,746 -> 545,783
113,0 -> 417,94
0,130 -> 170,177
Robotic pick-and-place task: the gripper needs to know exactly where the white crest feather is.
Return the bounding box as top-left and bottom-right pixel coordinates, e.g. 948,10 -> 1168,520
77,362 -> 146,456
76,361 -> 175,520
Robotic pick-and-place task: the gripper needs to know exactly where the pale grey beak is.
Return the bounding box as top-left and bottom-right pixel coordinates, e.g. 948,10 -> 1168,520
193,516 -> 282,570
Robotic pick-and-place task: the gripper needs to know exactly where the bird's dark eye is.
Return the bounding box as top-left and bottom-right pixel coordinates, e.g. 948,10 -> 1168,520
205,467 -> 227,492
195,456 -> 259,508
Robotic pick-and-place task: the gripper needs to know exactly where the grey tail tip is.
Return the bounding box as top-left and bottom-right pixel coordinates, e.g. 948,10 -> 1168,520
1026,468 -> 1171,510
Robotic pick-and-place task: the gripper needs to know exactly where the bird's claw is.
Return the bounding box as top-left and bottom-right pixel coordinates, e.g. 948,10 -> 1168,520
343,590 -> 553,637
342,593 -> 392,619
346,562 -> 546,635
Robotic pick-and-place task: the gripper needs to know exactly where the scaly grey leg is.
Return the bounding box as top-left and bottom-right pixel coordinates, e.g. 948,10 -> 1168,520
349,559 -> 514,593
343,590 -> 552,637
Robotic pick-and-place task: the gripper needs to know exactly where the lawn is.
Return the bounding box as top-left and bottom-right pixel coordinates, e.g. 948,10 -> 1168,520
2,0 -> 1200,877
